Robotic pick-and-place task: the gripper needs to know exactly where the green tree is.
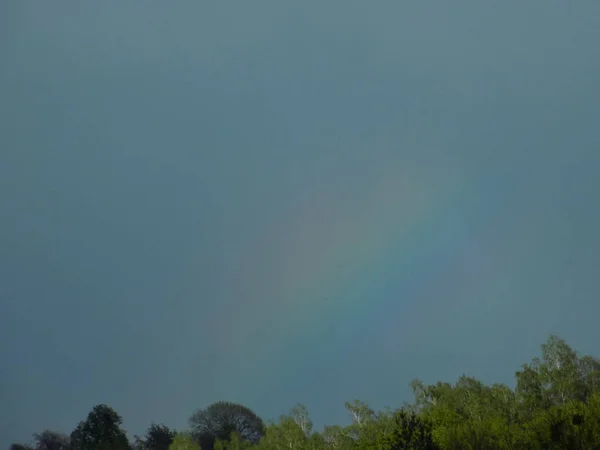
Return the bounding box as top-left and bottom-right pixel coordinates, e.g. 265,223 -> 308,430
382,410 -> 438,450
306,432 -> 326,450
256,404 -> 316,450
320,425 -> 354,450
70,404 -> 131,450
412,376 -> 519,449
515,363 -> 547,420
341,401 -> 401,450
169,434 -> 200,450
579,355 -> 600,399
258,418 -> 308,450
516,334 -> 599,417
289,404 -> 313,437
521,396 -> 600,450
342,399 -> 378,443
215,432 -> 255,450
9,334 -> 600,450
539,335 -> 587,405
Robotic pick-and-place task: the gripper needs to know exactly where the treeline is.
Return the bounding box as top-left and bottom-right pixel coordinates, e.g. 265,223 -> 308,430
11,335 -> 600,450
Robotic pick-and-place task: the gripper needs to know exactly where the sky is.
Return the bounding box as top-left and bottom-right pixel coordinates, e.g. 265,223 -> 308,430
1,0 -> 600,447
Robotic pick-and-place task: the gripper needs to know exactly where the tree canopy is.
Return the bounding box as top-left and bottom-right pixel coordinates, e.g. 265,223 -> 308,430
70,404 -> 131,450
133,424 -> 177,450
10,335 -> 600,450
189,401 -> 265,450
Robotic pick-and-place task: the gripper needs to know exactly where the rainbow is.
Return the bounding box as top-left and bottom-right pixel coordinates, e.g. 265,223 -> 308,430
181,154 -> 524,395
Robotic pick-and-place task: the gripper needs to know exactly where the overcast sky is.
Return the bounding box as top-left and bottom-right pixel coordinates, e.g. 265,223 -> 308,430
2,1 -> 600,447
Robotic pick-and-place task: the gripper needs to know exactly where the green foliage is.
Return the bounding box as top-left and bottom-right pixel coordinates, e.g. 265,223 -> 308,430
12,335 -> 600,450
516,334 -> 600,418
215,432 -> 255,450
254,404 -> 318,450
259,417 -> 309,450
320,425 -> 354,450
382,410 -> 438,450
169,434 -> 200,450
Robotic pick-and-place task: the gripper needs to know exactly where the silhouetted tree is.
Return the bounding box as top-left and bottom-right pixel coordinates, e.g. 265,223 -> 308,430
189,402 -> 265,450
32,430 -> 70,450
133,424 -> 176,450
70,404 -> 131,450
10,444 -> 34,450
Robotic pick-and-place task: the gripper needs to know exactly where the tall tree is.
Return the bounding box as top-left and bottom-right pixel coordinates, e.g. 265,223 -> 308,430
70,404 -> 131,450
539,335 -> 586,405
189,401 -> 265,450
289,404 -> 313,438
515,334 -> 600,420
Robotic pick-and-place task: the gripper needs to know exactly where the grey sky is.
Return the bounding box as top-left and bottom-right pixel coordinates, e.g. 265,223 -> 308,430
1,1 -> 600,448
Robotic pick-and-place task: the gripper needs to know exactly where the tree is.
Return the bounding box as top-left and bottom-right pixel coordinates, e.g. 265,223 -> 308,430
189,401 -> 265,450
10,444 -> 34,450
383,410 -> 439,450
32,430 -> 70,450
320,425 -> 354,450
341,401 -> 399,449
168,434 -> 199,450
8,334 -> 600,450
579,355 -> 600,399
134,424 -> 176,450
344,400 -> 375,429
411,376 -> 520,449
516,362 -> 548,419
70,404 -> 131,450
259,419 -> 308,450
539,335 -> 587,405
215,432 -> 254,450
289,404 -> 313,438
516,334 -> 600,421
341,399 -> 378,443
256,404 -> 316,450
